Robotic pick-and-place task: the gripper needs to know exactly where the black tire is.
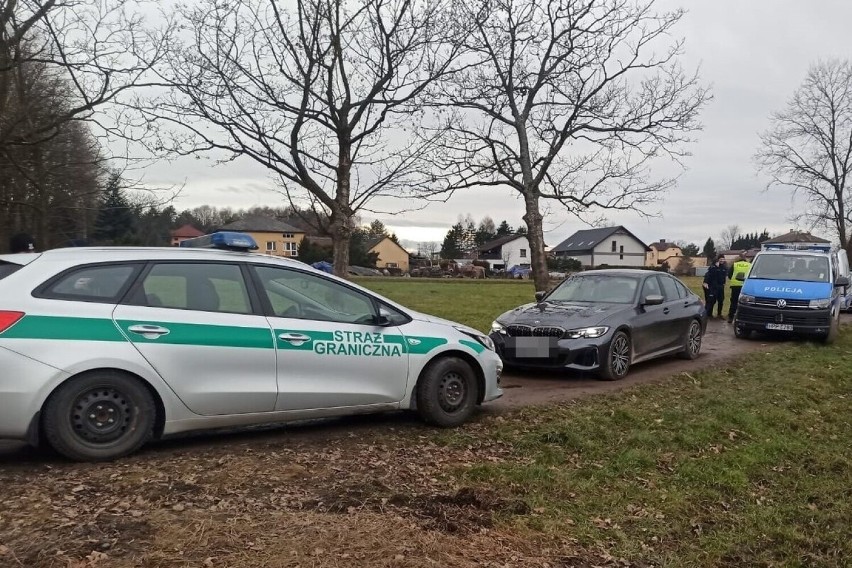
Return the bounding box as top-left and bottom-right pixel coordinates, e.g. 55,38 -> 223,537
733,319 -> 752,340
677,319 -> 703,360
416,357 -> 478,427
598,330 -> 631,381
822,310 -> 840,344
43,371 -> 156,462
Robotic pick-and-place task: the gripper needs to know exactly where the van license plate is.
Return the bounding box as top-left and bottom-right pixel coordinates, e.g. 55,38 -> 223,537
765,323 -> 793,331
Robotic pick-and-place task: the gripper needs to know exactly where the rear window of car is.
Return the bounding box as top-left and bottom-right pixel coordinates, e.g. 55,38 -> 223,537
38,264 -> 138,302
0,261 -> 22,281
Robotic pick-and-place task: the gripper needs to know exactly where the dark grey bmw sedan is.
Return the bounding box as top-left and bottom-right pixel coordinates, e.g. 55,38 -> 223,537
489,270 -> 707,380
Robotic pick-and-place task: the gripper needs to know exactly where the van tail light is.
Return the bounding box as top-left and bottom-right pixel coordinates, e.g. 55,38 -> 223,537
0,311 -> 25,333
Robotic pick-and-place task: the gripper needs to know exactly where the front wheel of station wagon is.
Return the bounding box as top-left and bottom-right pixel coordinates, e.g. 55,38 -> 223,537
416,357 -> 478,428
43,371 -> 156,462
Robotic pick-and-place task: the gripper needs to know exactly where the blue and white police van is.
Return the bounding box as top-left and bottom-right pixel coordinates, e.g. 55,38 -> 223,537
733,244 -> 850,343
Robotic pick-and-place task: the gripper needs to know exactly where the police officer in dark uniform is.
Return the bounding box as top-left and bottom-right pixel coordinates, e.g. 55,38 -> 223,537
702,257 -> 726,318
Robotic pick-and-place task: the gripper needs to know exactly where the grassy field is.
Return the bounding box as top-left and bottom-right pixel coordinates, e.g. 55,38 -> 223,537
432,331 -> 852,566
355,275 -> 729,332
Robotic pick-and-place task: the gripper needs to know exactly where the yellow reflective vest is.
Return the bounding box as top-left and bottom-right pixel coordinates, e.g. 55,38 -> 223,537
730,260 -> 751,287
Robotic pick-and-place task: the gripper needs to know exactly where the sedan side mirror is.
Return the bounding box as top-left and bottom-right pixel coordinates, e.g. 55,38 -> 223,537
734,272 -> 746,282
642,294 -> 664,306
535,290 -> 547,302
835,276 -> 850,288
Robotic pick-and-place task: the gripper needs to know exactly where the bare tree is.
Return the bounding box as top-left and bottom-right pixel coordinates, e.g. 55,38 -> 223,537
147,0 -> 462,276
0,0 -> 172,147
433,0 -> 708,290
718,224 -> 740,252
756,60 -> 852,254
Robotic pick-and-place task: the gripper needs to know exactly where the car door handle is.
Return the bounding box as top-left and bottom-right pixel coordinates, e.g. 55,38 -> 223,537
663,308 -> 670,315
127,325 -> 170,338
279,333 -> 312,343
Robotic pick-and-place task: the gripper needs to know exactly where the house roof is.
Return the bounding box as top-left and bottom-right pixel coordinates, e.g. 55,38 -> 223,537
649,241 -> 680,252
552,226 -> 649,254
762,230 -> 830,244
477,234 -> 526,252
170,224 -> 204,238
219,215 -> 303,234
366,236 -> 409,256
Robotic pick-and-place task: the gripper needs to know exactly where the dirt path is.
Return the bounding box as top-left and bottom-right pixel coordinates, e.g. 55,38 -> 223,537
0,319 -> 776,462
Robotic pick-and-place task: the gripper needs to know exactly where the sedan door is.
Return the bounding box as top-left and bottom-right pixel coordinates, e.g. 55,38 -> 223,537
658,274 -> 694,349
250,264 -> 410,411
113,262 -> 277,416
630,275 -> 673,356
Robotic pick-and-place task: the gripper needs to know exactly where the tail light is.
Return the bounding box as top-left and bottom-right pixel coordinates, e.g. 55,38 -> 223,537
0,311 -> 25,333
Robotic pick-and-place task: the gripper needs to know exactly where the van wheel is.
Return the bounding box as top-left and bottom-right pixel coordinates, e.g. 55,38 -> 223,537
734,320 -> 751,340
416,357 -> 478,427
43,371 -> 155,462
822,312 -> 840,344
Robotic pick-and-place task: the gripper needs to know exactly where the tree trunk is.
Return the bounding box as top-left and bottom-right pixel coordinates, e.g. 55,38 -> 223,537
330,211 -> 351,278
522,192 -> 549,292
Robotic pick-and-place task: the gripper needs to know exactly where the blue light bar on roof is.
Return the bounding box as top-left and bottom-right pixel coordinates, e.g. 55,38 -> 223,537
179,231 -> 259,251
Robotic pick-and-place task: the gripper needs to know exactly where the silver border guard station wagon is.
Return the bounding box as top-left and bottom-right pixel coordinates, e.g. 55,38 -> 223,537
0,232 -> 502,461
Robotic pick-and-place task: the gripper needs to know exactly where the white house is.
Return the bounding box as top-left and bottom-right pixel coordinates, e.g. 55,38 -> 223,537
551,226 -> 649,268
475,234 -> 533,270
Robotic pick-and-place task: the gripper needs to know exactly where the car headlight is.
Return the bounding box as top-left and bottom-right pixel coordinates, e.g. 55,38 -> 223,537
565,326 -> 609,339
457,327 -> 496,351
739,294 -> 756,305
491,321 -> 507,334
809,298 -> 831,309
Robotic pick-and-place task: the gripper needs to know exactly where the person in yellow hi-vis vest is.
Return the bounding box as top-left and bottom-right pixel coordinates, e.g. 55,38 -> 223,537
727,253 -> 752,323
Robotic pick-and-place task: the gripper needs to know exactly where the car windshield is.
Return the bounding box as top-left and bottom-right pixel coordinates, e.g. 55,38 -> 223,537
750,254 -> 830,283
547,274 -> 638,304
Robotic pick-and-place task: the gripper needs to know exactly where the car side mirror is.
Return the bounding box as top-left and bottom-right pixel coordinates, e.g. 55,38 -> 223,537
535,291 -> 547,302
735,272 -> 746,282
835,276 -> 850,287
642,294 -> 664,306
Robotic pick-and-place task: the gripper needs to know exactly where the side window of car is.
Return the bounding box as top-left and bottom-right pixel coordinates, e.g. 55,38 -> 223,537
659,275 -> 681,301
674,279 -> 690,298
254,266 -> 377,325
41,264 -> 137,302
640,275 -> 662,300
132,263 -> 252,314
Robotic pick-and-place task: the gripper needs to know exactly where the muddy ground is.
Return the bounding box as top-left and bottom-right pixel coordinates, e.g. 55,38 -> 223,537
0,318 -> 773,460
0,319 -> 786,567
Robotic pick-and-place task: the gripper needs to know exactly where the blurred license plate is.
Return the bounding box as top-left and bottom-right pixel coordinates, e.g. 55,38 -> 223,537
514,337 -> 554,358
765,323 -> 793,331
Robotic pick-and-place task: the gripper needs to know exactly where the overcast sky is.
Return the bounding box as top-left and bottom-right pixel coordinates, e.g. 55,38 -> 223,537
150,0 -> 852,250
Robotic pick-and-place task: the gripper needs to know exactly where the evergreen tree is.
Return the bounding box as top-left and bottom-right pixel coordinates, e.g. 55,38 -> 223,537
681,242 -> 700,257
440,223 -> 464,259
93,173 -> 135,244
515,225 -> 528,235
495,220 -> 513,236
702,237 -> 717,261
298,237 -> 333,264
475,217 -> 497,246
349,227 -> 380,267
367,219 -> 389,240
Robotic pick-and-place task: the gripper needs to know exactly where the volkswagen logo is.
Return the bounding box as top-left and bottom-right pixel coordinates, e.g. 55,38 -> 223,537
776,299 -> 787,308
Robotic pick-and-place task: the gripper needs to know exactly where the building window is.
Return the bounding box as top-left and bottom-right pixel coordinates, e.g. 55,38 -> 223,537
611,240 -> 617,252
284,242 -> 298,256
266,241 -> 276,252
283,233 -> 294,239
387,262 -> 398,268
520,248 -> 527,258
619,245 -> 624,260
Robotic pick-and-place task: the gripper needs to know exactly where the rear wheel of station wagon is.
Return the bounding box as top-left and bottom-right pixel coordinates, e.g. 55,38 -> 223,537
416,357 -> 478,427
43,371 -> 156,462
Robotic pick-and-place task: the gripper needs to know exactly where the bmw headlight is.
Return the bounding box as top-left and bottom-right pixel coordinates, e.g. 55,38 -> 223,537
491,321 -> 507,334
739,294 -> 756,305
809,298 -> 831,309
457,327 -> 496,351
565,326 -> 609,339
